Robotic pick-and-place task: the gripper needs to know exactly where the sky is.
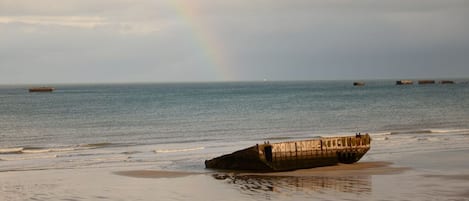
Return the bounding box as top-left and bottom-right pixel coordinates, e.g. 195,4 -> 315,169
1,0 -> 469,84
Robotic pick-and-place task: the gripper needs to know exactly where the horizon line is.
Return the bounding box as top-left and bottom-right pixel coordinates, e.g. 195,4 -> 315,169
1,77 -> 468,86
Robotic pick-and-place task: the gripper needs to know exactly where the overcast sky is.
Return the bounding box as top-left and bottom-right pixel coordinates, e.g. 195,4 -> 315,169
1,0 -> 468,84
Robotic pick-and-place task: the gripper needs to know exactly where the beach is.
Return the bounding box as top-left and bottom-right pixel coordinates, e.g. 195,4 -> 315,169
2,0 -> 469,199
2,151 -> 469,201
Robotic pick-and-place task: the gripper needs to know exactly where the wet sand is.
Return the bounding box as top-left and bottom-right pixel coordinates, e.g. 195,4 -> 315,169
115,170 -> 198,178
237,161 -> 410,177
114,161 -> 406,179
1,156 -> 469,201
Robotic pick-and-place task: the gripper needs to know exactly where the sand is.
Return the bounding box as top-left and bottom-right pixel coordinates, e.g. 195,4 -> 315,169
114,161 -> 408,179
237,161 -> 410,177
1,158 -> 468,201
115,170 -> 198,178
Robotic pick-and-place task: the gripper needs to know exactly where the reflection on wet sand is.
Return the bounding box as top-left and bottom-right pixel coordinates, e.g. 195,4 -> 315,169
209,162 -> 409,199
212,174 -> 371,198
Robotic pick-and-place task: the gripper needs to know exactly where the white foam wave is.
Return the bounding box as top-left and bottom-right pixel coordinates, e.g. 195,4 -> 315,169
121,151 -> 141,155
56,152 -> 107,158
20,149 -> 50,154
88,156 -> 130,162
22,148 -> 76,154
0,146 -> 93,155
370,132 -> 391,136
430,129 -> 469,134
0,147 -> 24,154
0,154 -> 57,161
79,142 -> 115,148
388,128 -> 469,135
427,137 -> 447,142
371,136 -> 389,141
390,130 -> 433,135
154,147 -> 205,153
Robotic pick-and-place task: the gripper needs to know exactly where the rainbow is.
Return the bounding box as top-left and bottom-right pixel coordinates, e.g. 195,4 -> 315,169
167,0 -> 235,81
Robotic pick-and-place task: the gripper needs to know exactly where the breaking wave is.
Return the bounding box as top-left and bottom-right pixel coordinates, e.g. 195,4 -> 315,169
22,147 -> 76,154
390,130 -> 433,135
0,142 -> 118,155
388,129 -> 469,135
0,147 -> 24,154
121,151 -> 141,155
154,147 -> 205,153
262,135 -> 322,141
79,142 -> 116,148
0,147 -> 80,155
0,154 -> 58,161
430,129 -> 469,134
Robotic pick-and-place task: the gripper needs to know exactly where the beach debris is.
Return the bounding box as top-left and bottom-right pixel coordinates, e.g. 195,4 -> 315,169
205,134 -> 371,171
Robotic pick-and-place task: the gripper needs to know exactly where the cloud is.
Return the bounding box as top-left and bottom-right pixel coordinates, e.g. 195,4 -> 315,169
0,15 -> 164,35
1,0 -> 469,83
0,16 -> 107,28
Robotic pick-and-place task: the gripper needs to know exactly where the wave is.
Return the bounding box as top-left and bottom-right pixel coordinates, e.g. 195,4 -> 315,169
121,151 -> 141,155
413,136 -> 450,142
0,147 -> 79,155
262,135 -> 322,141
390,130 -> 433,135
22,147 -> 76,154
263,136 -> 297,141
370,132 -> 392,136
389,129 -> 469,135
79,142 -> 116,148
87,156 -> 130,162
154,147 -> 205,153
0,142 -> 132,156
430,129 -> 469,134
0,154 -> 57,161
371,136 -> 390,141
56,153 -> 98,158
0,147 -> 24,154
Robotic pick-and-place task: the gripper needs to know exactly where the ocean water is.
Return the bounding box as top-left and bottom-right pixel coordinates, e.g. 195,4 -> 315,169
1,80 -> 469,172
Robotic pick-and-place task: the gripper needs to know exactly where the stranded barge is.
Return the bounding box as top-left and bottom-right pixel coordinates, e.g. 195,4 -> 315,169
205,134 -> 371,171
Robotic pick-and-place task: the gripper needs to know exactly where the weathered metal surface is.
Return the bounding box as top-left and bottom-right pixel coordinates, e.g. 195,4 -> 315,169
205,134 -> 371,171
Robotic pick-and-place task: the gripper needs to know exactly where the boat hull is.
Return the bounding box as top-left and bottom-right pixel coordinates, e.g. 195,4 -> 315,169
205,134 -> 371,171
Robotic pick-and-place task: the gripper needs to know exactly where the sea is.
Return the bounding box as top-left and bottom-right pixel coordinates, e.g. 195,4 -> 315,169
1,80 -> 469,200
1,80 -> 469,172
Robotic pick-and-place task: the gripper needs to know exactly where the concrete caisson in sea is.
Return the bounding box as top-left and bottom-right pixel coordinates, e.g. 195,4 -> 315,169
205,134 -> 371,171
353,82 -> 365,86
418,80 -> 435,84
396,80 -> 413,85
29,87 -> 55,92
439,80 -> 455,84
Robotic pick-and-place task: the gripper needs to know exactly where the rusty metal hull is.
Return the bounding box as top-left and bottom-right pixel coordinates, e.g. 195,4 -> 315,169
205,134 -> 371,171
